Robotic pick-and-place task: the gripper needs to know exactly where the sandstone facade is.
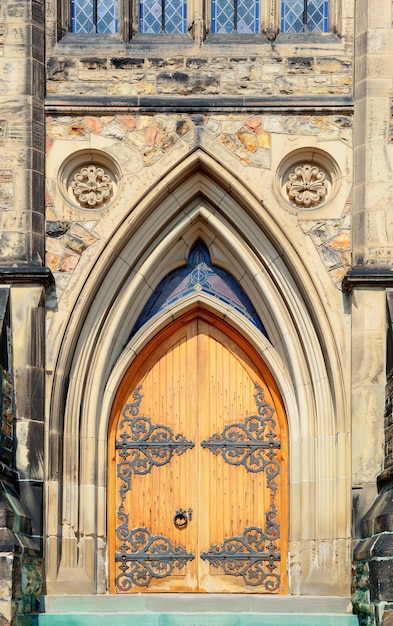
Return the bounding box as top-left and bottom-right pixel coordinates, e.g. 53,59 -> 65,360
1,0 -> 393,623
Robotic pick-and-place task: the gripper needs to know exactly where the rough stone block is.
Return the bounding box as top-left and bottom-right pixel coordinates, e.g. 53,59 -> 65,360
288,57 -> 314,73
18,482 -> 42,540
370,558 -> 393,602
156,72 -> 219,95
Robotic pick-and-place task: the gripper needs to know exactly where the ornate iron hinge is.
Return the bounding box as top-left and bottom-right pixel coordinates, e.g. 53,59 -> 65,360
201,526 -> 280,591
116,385 -> 194,499
116,527 -> 195,591
115,386 -> 195,591
201,383 -> 281,480
200,383 -> 282,589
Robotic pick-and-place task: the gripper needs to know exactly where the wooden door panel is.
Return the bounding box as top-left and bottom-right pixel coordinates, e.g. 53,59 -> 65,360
109,312 -> 288,594
110,322 -> 199,593
198,321 -> 283,592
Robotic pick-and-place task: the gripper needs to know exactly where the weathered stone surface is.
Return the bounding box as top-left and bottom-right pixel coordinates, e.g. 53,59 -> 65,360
244,116 -> 262,133
236,128 -> 258,152
176,118 -> 193,136
46,221 -> 71,238
157,72 -> 220,95
288,57 -> 314,73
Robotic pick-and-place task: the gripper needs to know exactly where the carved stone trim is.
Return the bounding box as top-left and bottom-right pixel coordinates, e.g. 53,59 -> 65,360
71,164 -> 113,208
277,148 -> 342,212
285,163 -> 328,208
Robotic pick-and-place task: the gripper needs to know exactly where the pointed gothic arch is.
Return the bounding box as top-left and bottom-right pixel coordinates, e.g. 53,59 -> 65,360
45,149 -> 350,596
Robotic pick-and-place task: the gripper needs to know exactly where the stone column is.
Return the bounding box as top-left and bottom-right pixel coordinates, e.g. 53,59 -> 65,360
0,0 -> 49,622
349,0 -> 393,623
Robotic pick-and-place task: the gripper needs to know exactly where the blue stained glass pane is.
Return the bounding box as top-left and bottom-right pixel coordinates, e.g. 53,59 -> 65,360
131,241 -> 268,338
97,0 -> 118,32
140,0 -> 187,33
212,0 -> 258,33
237,0 -> 259,33
71,0 -> 118,33
212,0 -> 235,33
165,0 -> 185,32
71,0 -> 94,33
281,0 -> 328,32
140,0 -> 162,33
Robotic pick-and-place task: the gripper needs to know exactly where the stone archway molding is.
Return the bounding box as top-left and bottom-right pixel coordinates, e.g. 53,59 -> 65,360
45,148 -> 350,597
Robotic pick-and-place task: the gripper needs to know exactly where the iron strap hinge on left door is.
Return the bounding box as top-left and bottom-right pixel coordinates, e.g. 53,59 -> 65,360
116,384 -> 195,497
115,385 -> 195,591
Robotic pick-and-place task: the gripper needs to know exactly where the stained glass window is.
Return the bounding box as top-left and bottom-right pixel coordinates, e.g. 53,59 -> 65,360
211,0 -> 259,34
281,0 -> 328,33
131,241 -> 267,337
139,0 -> 187,33
71,0 -> 118,33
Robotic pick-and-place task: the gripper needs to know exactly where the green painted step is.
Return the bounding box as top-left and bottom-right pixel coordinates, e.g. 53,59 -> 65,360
38,614 -> 358,626
39,596 -> 358,626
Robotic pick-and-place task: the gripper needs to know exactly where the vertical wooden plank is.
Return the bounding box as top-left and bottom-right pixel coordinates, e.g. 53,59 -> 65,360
109,312 -> 288,594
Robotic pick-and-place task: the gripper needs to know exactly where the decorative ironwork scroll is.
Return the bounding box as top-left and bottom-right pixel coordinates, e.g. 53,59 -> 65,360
200,383 -> 281,589
115,385 -> 195,590
116,385 -> 194,499
201,526 -> 280,590
201,383 -> 281,479
116,527 -> 195,591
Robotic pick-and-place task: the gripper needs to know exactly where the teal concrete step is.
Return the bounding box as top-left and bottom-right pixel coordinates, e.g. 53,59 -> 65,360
39,595 -> 358,626
38,614 -> 358,626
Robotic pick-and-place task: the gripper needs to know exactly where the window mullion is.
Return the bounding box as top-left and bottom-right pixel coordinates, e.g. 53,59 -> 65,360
303,0 -> 307,31
93,0 -> 98,32
161,0 -> 165,31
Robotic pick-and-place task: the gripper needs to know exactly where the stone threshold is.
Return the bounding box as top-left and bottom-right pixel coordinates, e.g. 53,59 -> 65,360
41,594 -> 353,614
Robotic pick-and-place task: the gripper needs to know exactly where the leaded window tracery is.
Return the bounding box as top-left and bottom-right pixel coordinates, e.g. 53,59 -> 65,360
211,0 -> 260,34
139,0 -> 187,33
71,0 -> 118,33
281,0 -> 329,33
69,0 -> 330,36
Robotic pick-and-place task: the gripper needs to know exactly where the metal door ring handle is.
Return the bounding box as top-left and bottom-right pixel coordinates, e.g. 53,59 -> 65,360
174,512 -> 188,528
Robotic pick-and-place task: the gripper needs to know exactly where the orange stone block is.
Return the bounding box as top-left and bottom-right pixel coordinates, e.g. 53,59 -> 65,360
236,128 -> 258,152
145,127 -> 160,145
244,116 -> 262,134
258,131 -> 271,149
84,117 -> 103,133
45,252 -> 61,272
59,251 -> 80,272
117,115 -> 137,130
329,231 -> 351,250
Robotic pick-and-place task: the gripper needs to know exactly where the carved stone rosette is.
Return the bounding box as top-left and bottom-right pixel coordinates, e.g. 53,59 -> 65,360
71,164 -> 113,208
286,163 -> 328,208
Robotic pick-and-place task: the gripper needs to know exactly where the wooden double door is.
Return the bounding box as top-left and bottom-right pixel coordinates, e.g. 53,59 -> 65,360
108,312 -> 288,594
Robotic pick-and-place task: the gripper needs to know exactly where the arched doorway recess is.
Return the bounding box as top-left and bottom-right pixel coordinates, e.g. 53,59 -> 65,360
45,152 -> 350,597
108,310 -> 288,594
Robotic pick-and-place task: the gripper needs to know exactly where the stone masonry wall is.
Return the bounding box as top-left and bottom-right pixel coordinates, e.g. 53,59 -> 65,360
46,53 -> 352,98
0,0 -> 46,264
45,111 -> 352,321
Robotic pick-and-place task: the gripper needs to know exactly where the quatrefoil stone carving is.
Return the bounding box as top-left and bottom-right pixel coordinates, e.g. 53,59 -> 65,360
286,163 -> 328,208
71,164 -> 113,208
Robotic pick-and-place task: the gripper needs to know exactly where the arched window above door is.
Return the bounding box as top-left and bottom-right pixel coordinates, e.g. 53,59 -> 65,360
131,240 -> 267,337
